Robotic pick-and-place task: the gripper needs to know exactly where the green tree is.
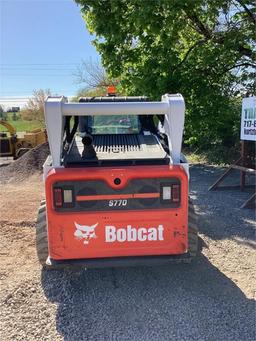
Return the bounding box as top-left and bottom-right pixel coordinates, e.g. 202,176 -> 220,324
76,0 -> 255,147
12,112 -> 18,121
73,60 -> 122,100
0,105 -> 7,121
20,89 -> 51,123
75,59 -> 115,88
0,105 -> 4,119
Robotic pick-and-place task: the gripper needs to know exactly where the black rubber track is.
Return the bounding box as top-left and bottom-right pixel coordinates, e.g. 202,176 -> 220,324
35,201 -> 48,266
188,199 -> 199,258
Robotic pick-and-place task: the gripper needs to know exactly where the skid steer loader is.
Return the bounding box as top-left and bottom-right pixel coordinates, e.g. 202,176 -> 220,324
36,91 -> 198,268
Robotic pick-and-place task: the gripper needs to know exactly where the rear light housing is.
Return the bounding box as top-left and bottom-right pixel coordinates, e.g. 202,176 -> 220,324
160,183 -> 180,204
54,188 -> 63,208
162,186 -> 171,200
171,184 -> 180,203
53,187 -> 74,208
52,179 -> 181,211
63,189 -> 73,203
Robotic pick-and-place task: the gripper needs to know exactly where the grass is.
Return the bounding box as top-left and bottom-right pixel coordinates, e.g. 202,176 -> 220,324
184,145 -> 240,166
1,118 -> 44,132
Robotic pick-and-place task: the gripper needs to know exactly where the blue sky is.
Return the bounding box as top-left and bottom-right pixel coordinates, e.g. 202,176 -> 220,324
0,0 -> 100,99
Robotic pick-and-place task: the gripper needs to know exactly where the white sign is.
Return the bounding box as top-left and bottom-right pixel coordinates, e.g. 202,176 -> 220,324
240,96 -> 256,141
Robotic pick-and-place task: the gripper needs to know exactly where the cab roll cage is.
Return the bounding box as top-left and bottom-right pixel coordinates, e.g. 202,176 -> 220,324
44,94 -> 185,167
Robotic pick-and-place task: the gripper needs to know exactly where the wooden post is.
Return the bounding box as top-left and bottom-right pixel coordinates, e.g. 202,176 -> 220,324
240,141 -> 246,191
209,96 -> 255,208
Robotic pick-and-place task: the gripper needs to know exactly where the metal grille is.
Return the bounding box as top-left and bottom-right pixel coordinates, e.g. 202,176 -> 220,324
93,134 -> 142,153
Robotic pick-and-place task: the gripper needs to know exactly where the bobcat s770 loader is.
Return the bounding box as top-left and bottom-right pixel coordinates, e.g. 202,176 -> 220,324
36,92 -> 198,268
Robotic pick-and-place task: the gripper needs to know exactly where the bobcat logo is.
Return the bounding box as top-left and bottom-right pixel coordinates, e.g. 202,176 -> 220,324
74,222 -> 98,245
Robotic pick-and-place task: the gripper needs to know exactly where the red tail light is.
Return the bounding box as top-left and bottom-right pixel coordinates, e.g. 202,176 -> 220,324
172,184 -> 180,203
54,188 -> 63,207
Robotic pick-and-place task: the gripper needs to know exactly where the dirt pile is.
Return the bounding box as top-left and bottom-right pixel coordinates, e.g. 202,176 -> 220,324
0,142 -> 49,183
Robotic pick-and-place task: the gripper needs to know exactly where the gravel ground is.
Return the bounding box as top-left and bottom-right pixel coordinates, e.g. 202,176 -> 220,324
0,165 -> 255,341
0,143 -> 49,184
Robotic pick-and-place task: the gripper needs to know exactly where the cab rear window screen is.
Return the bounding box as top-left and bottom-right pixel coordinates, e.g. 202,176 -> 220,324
81,115 -> 140,135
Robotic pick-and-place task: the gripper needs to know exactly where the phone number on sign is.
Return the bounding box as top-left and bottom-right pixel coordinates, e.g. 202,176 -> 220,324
244,120 -> 256,128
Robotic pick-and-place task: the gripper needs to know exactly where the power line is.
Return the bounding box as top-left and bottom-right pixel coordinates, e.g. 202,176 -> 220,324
0,89 -> 77,93
0,63 -> 80,66
0,94 -> 75,99
1,74 -> 75,77
0,97 -> 31,99
0,94 -> 76,97
0,93 -> 76,97
0,68 -> 77,70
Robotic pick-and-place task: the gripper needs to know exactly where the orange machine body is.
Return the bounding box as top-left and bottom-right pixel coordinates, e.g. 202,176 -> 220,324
45,165 -> 188,260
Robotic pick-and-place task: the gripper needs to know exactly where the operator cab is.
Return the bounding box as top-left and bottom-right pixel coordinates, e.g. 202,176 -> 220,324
63,92 -> 170,167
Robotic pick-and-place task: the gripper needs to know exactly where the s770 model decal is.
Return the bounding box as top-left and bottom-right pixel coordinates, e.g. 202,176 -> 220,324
109,199 -> 128,207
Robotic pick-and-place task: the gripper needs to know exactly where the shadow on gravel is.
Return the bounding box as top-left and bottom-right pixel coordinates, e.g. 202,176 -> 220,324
41,256 -> 255,341
189,164 -> 255,243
